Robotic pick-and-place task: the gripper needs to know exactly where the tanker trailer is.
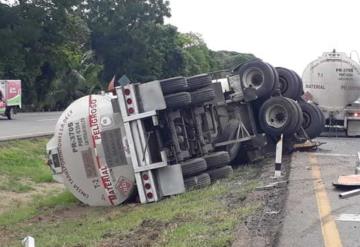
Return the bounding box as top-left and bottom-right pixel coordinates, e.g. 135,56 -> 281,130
302,50 -> 360,136
46,60 -> 305,207
46,75 -> 250,206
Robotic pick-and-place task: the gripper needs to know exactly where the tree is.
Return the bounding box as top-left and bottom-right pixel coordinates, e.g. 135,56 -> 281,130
78,0 -> 174,83
211,50 -> 255,71
0,0 -> 255,111
177,32 -> 217,76
0,0 -> 94,110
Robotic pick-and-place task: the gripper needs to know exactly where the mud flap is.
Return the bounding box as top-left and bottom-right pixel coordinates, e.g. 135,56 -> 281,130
156,164 -> 185,197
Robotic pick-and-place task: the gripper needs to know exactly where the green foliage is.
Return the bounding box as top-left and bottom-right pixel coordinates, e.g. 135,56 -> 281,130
212,50 -> 256,71
178,32 -> 217,75
0,0 -> 253,110
79,0 -> 178,82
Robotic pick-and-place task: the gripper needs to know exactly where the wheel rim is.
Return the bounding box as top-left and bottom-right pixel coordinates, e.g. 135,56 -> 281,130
242,68 -> 264,89
265,104 -> 289,128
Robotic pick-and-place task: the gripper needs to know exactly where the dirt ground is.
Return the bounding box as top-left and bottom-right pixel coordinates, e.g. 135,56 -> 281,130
98,219 -> 173,247
232,155 -> 291,247
0,177 -> 65,214
98,155 -> 291,247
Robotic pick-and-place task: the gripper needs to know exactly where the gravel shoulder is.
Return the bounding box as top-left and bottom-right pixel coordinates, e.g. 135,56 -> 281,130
232,155 -> 291,247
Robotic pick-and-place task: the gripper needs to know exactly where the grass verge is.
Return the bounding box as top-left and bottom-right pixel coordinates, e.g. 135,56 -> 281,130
0,138 -> 53,192
0,137 -> 263,247
0,167 -> 261,247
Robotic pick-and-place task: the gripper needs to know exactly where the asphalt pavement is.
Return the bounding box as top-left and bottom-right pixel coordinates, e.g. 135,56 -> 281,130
0,112 -> 62,141
278,137 -> 360,247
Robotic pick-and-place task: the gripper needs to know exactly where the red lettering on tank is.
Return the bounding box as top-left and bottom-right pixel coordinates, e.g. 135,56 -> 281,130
99,166 -> 118,205
88,96 -> 117,205
88,96 -> 102,144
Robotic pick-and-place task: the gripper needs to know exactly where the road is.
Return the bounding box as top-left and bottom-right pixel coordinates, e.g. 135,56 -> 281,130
278,137 -> 360,247
0,112 -> 62,141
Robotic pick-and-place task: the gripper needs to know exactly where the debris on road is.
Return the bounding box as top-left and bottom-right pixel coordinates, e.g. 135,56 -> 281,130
333,172 -> 360,198
292,140 -> 324,151
336,214 -> 360,222
339,189 -> 360,199
21,236 -> 35,247
333,175 -> 360,188
256,180 -> 288,191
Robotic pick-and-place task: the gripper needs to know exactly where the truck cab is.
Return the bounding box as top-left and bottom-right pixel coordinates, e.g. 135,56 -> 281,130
0,80 -> 22,120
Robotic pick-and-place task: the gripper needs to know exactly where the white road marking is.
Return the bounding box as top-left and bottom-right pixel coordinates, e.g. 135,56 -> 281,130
314,153 -> 356,157
0,131 -> 54,141
336,214 -> 360,222
36,118 -> 59,122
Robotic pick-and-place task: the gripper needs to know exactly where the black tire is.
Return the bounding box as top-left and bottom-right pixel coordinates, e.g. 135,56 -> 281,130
276,67 -> 301,100
286,98 -> 303,133
258,96 -> 299,136
160,76 -> 188,94
315,105 -> 325,133
309,102 -> 325,133
184,173 -> 211,190
233,58 -> 261,74
190,87 -> 216,105
165,92 -> 192,109
187,74 -> 212,90
291,70 -> 304,97
203,151 -> 230,169
298,101 -> 323,139
267,63 -> 280,96
5,107 -> 15,120
207,166 -> 233,181
216,119 -> 241,162
238,60 -> 275,99
181,158 -> 207,178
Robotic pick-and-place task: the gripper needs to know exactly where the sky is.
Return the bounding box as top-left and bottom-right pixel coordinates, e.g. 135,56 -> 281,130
166,0 -> 360,74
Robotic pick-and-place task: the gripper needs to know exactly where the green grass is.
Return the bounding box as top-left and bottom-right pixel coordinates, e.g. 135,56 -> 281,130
0,138 -> 52,192
0,138 -> 263,247
0,190 -> 77,226
0,177 -> 33,192
1,169 -> 261,247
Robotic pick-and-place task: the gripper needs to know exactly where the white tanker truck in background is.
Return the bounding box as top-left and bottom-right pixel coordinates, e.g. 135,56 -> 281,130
303,50 -> 360,136
47,59 -> 324,206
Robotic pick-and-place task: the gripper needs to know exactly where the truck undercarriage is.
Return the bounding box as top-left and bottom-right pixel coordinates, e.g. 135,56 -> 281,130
47,59 -> 325,206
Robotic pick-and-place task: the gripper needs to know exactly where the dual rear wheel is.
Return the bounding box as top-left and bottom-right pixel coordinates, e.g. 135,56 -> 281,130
258,96 -> 324,139
258,96 -> 302,137
181,151 -> 233,191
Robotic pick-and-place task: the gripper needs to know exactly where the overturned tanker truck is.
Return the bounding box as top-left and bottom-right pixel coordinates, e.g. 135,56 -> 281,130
47,59 -> 324,206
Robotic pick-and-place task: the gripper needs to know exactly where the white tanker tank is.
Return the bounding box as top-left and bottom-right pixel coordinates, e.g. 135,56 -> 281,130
46,94 -> 137,206
302,50 -> 360,136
